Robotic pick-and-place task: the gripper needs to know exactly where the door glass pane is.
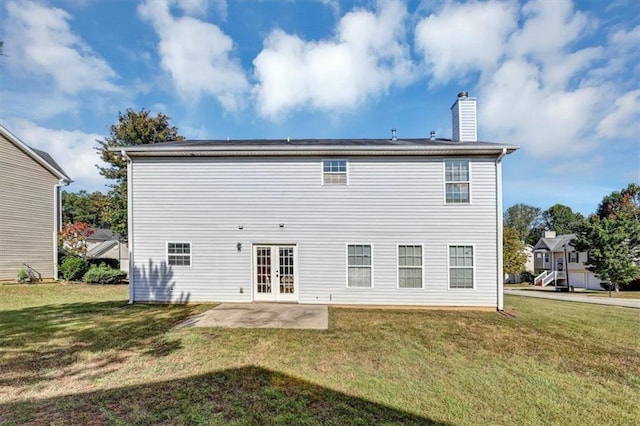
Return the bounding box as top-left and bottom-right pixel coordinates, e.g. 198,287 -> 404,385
279,247 -> 295,294
256,247 -> 271,294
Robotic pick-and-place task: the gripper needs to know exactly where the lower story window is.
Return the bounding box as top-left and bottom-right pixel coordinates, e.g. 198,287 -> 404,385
348,244 -> 372,287
168,242 -> 191,266
398,245 -> 423,288
449,245 -> 473,289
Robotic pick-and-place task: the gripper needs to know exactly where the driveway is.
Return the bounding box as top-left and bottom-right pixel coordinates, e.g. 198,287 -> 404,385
505,289 -> 640,309
177,303 -> 329,330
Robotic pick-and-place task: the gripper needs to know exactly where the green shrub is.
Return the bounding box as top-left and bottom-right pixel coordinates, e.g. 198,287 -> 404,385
16,266 -> 29,283
520,271 -> 535,284
87,257 -> 120,269
83,264 -> 127,284
60,256 -> 89,281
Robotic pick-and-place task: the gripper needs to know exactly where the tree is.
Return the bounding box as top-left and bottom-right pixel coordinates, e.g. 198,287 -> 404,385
62,190 -> 109,228
503,226 -> 527,275
95,109 -> 184,238
573,184 -> 640,292
541,204 -> 585,236
504,204 -> 542,244
58,222 -> 95,258
595,183 -> 639,221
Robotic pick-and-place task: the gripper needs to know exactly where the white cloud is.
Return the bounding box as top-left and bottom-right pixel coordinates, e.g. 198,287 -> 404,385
253,1 -> 415,120
596,90 -> 640,138
138,0 -> 247,110
3,0 -> 119,94
414,1 -> 517,84
414,0 -> 634,159
4,119 -> 108,190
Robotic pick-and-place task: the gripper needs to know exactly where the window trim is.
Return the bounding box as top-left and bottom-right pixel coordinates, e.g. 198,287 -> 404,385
166,241 -> 192,267
569,252 -> 579,263
322,159 -> 349,186
397,244 -> 424,289
447,244 -> 475,290
443,159 -> 471,205
345,243 -> 374,289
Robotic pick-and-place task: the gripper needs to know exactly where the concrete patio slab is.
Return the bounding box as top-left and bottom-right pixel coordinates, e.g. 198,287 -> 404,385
177,303 -> 329,330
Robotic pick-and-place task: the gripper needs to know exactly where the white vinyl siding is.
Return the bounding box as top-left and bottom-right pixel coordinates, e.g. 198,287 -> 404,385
445,160 -> 470,204
449,245 -> 474,289
167,242 -> 191,266
347,244 -> 372,288
398,245 -> 423,288
129,156 -> 499,306
323,159 -> 347,185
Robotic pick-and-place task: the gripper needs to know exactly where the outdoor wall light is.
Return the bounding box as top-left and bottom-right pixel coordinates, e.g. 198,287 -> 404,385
236,242 -> 242,251
279,223 -> 285,228
238,224 -> 243,230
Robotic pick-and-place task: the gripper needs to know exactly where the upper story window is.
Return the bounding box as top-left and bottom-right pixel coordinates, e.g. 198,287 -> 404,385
167,242 -> 191,266
445,160 -> 469,204
569,252 -> 579,263
323,160 -> 347,185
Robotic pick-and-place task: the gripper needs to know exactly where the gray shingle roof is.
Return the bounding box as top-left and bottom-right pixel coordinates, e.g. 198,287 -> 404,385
533,234 -> 576,251
116,138 -> 518,157
30,147 -> 71,180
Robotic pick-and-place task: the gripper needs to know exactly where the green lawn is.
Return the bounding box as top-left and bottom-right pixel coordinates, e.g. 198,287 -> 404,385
1,283 -> 639,425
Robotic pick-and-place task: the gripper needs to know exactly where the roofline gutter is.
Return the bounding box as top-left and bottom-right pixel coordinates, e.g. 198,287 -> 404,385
496,148 -> 507,311
115,147 -> 518,158
121,150 -> 134,305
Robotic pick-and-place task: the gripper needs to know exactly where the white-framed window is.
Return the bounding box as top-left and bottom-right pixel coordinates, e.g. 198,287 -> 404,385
448,245 -> 474,289
323,159 -> 347,185
444,160 -> 470,204
398,245 -> 423,289
347,244 -> 372,288
569,252 -> 579,263
167,242 -> 191,266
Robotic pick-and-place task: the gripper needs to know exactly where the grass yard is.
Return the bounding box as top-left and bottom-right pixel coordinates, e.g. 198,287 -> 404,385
1,284 -> 639,425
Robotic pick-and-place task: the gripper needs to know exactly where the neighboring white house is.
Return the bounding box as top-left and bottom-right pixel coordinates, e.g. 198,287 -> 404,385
533,231 -> 606,290
118,93 -> 518,309
86,228 -> 129,274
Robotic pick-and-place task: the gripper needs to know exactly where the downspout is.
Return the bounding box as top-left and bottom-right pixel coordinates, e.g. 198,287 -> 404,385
495,148 -> 507,311
121,150 -> 134,304
53,179 -> 71,280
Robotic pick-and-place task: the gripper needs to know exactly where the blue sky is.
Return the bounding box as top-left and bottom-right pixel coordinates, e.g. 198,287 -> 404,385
1,0 -> 638,215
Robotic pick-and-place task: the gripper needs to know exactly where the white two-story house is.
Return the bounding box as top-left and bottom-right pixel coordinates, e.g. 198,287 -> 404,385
533,231 -> 606,290
118,93 -> 517,309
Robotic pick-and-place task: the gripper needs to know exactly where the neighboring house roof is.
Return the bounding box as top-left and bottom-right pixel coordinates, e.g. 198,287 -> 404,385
87,240 -> 119,258
0,124 -> 71,182
87,228 -> 120,242
533,234 -> 577,252
115,138 -> 518,157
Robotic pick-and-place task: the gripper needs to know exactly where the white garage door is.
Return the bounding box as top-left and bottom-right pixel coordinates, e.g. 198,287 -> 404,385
569,272 -> 587,289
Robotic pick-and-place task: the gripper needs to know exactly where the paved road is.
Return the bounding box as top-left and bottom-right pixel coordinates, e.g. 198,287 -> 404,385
504,289 -> 640,309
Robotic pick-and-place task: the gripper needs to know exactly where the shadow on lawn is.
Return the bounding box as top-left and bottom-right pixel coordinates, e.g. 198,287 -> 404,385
0,300 -> 199,387
0,365 -> 446,425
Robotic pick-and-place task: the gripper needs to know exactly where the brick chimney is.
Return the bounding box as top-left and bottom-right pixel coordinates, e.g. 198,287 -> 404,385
451,91 -> 477,142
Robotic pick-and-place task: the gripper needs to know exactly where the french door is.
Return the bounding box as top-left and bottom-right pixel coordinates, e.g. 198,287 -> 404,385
254,245 -> 297,302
